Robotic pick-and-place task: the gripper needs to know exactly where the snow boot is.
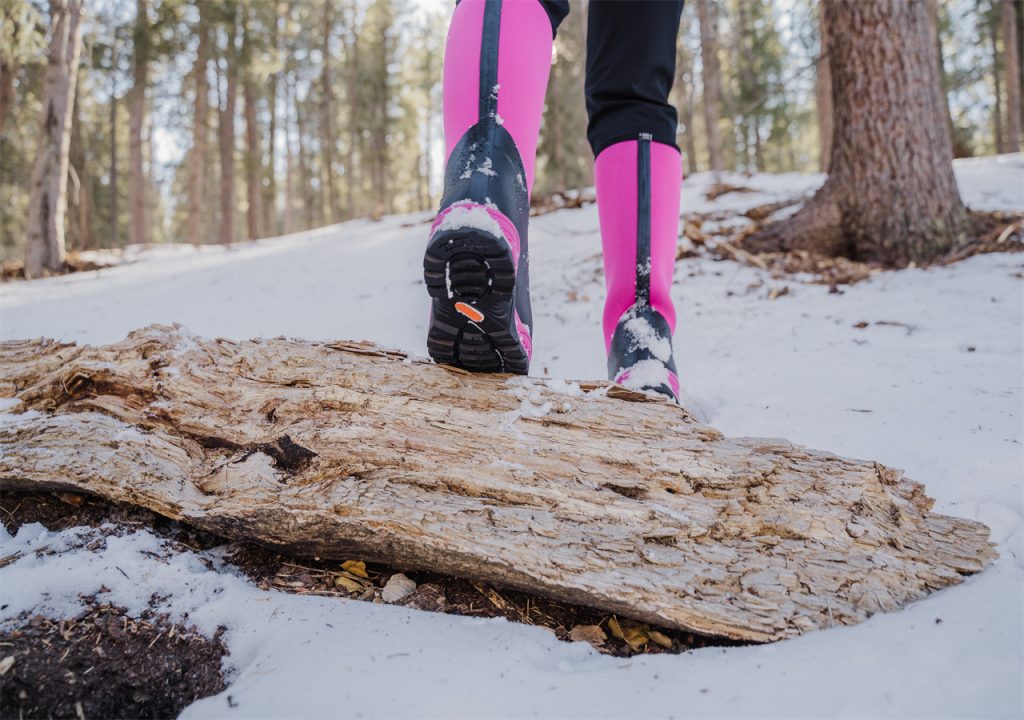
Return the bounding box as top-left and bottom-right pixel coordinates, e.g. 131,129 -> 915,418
597,132 -> 682,401
423,0 -> 553,374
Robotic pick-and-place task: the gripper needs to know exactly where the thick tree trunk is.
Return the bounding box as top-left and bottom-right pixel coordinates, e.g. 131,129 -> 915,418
23,0 -> 84,278
816,0 -> 833,173
696,0 -> 725,172
185,8 -> 210,247
747,0 -> 969,267
1002,0 -> 1021,152
127,0 -> 148,248
0,326 -> 995,643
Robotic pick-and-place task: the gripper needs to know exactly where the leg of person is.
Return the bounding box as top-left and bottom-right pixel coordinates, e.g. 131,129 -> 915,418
586,0 -> 685,401
424,0 -> 569,375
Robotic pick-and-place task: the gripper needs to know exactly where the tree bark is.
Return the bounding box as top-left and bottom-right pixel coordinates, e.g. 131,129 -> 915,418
0,325 -> 995,643
185,5 -> 210,247
747,0 -> 969,267
696,0 -> 725,172
127,0 -> 148,248
23,0 -> 84,278
816,0 -> 833,173
1002,0 -> 1021,152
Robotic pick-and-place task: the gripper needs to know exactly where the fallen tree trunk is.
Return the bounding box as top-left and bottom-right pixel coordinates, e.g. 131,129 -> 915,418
0,325 -> 994,642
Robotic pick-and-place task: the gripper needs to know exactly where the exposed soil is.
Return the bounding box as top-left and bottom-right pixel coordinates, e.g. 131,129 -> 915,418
2,491 -> 738,666
0,604 -> 226,720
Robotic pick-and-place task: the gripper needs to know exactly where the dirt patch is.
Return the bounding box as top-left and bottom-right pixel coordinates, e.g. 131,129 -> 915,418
0,604 -> 226,720
683,207 -> 1024,289
0,491 -> 222,553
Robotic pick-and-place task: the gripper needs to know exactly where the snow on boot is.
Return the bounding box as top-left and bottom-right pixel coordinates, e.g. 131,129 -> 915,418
597,132 -> 682,401
423,0 -> 553,374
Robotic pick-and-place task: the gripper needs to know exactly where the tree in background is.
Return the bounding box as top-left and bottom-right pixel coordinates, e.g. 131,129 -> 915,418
1001,0 -> 1021,151
696,0 -> 726,172
24,0 -> 85,277
749,0 -> 968,266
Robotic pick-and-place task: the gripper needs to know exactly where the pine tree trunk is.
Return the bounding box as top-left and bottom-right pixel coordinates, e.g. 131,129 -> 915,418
675,42 -> 699,175
109,68 -> 118,250
185,8 -> 210,247
1002,0 -> 1021,152
127,0 -> 148,247
68,85 -> 94,251
320,5 -> 340,224
696,0 -> 725,172
242,18 -> 261,241
218,22 -> 239,246
0,56 -> 15,136
24,0 -> 84,278
747,0 -> 968,267
992,18 -> 1006,152
816,0 -> 833,172
294,92 -> 315,230
924,0 -> 957,155
283,71 -> 296,235
263,7 -> 282,237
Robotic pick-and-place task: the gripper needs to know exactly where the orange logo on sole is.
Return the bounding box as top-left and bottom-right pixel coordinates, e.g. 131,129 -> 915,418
454,302 -> 485,322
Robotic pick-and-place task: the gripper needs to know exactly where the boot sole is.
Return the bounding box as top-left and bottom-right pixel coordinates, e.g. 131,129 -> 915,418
424,228 -> 529,375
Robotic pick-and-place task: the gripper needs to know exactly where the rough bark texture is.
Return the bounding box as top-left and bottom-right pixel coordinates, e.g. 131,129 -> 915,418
1003,0 -> 1022,152
23,0 -> 84,278
696,0 -> 725,172
0,326 -> 995,644
747,0 -> 969,267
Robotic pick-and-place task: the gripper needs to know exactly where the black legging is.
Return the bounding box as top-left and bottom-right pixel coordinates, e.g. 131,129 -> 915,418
538,0 -> 685,157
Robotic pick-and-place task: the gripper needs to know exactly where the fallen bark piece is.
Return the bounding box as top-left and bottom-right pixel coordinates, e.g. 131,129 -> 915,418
0,324 -> 995,642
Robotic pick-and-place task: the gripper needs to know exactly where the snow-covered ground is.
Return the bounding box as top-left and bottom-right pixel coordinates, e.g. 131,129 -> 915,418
2,155 -> 1022,718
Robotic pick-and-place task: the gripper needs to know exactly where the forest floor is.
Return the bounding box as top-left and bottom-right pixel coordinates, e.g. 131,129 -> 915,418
1,154 -> 1022,718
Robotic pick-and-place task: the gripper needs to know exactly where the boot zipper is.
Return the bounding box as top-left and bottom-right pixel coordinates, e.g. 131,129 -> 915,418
636,132 -> 652,307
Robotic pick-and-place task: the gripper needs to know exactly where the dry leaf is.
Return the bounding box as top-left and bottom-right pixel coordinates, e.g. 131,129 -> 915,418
334,575 -> 364,593
341,560 -> 368,578
0,656 -> 13,676
568,624 -> 607,647
648,630 -> 674,649
608,616 -> 649,651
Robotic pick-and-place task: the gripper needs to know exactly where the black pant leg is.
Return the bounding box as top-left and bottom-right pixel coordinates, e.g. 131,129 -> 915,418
584,0 -> 685,157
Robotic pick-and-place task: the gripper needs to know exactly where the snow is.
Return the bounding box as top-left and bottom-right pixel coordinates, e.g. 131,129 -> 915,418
432,200 -> 503,239
2,154 -> 1023,718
